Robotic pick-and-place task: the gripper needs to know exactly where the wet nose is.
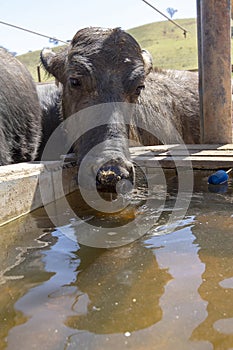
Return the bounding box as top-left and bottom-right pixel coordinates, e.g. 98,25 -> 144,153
96,160 -> 134,193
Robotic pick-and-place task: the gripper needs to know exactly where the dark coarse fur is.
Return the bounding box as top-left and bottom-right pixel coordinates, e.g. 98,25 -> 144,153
135,69 -> 200,145
36,83 -> 67,160
0,48 -> 42,165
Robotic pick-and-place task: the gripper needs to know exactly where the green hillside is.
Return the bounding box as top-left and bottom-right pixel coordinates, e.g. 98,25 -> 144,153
18,18 -> 199,82
128,18 -> 198,70
17,46 -> 63,82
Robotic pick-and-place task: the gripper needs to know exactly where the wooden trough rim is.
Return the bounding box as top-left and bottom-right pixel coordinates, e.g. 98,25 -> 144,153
130,144 -> 233,170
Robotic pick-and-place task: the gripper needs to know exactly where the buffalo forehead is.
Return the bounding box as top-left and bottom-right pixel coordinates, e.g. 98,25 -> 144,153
69,27 -> 143,68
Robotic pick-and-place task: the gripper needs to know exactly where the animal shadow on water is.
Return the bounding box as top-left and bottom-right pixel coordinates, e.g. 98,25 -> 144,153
0,209 -> 172,346
64,240 -> 172,335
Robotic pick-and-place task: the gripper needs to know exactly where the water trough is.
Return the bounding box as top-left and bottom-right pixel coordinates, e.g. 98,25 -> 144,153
1,144 -> 233,226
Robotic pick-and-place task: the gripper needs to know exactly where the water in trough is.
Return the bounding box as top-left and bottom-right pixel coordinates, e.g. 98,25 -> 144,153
1,170 -> 233,350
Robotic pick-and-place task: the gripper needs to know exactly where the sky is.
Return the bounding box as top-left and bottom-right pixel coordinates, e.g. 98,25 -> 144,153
1,0 -> 197,55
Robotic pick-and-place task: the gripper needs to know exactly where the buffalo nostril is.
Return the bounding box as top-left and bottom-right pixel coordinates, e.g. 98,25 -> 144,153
96,162 -> 134,192
97,166 -> 129,185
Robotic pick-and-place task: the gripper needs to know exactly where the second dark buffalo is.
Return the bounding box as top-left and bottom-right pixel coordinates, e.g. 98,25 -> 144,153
0,48 -> 41,165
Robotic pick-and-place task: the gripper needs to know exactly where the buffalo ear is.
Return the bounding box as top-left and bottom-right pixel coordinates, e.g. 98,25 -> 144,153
141,49 -> 153,75
40,48 -> 66,83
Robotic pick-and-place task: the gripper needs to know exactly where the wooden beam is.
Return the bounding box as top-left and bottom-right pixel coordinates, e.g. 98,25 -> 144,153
130,144 -> 233,170
197,0 -> 232,143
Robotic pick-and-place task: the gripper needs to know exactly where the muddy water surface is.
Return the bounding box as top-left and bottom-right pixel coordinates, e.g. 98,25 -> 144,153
1,172 -> 233,349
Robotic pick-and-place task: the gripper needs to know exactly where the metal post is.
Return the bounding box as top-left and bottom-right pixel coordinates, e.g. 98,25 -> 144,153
37,65 -> 41,83
197,0 -> 232,144
196,0 -> 204,141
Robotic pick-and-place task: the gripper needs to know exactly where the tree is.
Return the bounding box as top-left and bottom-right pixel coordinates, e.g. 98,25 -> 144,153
49,38 -> 59,46
166,7 -> 178,19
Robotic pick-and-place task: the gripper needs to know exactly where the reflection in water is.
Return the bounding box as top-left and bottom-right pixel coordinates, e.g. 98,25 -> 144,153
191,214 -> 233,349
2,176 -> 233,349
112,226 -> 211,350
2,217 -> 207,349
0,212 -> 55,350
65,242 -> 171,334
5,230 -> 79,350
5,232 -> 172,349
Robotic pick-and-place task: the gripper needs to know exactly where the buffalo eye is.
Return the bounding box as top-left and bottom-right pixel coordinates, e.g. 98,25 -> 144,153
69,77 -> 82,88
135,84 -> 145,96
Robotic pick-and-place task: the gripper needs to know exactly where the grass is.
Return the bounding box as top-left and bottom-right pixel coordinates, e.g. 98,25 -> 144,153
17,46 -> 64,82
128,18 -> 198,70
18,49 -> 46,82
17,18 -> 231,82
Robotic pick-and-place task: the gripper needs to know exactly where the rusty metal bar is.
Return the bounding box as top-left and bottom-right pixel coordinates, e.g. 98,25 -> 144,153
37,66 -> 41,83
196,0 -> 204,141
142,0 -> 188,37
197,0 -> 232,143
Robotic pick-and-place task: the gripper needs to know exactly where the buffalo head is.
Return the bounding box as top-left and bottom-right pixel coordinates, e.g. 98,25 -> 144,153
41,27 -> 152,193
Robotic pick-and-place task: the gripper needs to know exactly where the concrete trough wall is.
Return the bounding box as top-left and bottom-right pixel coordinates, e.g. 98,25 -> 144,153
0,160 -> 78,226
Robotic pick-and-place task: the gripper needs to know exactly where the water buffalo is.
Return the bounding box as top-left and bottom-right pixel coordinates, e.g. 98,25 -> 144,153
40,27 -> 200,192
36,83 -> 65,160
0,48 -> 42,165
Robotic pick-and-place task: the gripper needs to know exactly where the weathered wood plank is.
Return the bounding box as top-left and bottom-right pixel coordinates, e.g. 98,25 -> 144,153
131,150 -> 233,157
130,144 -> 233,152
131,155 -> 233,169
130,145 -> 233,169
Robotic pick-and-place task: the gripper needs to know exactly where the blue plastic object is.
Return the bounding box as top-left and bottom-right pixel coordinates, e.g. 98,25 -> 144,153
208,170 -> 229,185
